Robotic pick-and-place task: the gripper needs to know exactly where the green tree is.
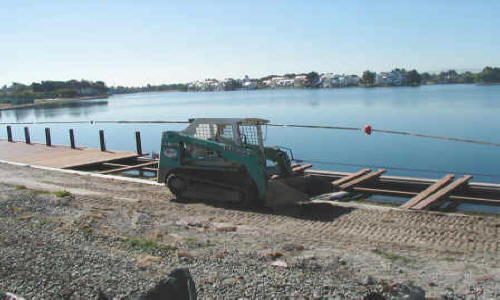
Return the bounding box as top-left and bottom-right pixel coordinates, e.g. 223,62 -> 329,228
463,72 -> 476,83
420,72 -> 432,83
478,66 -> 500,83
361,71 -> 376,86
406,70 -> 421,86
305,72 -> 320,87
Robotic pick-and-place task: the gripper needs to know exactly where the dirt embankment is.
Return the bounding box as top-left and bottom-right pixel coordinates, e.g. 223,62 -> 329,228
0,162 -> 498,299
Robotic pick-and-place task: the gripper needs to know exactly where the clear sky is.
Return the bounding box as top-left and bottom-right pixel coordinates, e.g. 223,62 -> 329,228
1,0 -> 499,87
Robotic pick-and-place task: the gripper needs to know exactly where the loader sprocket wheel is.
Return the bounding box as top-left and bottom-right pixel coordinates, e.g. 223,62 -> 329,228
166,173 -> 187,199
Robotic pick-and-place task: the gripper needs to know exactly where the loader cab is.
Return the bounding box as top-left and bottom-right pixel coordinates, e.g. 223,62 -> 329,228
182,118 -> 268,151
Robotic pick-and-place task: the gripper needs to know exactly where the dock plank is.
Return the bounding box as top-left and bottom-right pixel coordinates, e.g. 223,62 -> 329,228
400,174 -> 455,209
332,168 -> 371,186
0,140 -> 138,169
339,169 -> 386,191
411,175 -> 473,210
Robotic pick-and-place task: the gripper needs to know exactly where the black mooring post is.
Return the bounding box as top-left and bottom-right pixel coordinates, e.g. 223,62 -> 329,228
99,129 -> 106,151
69,129 -> 75,149
6,126 -> 13,142
45,128 -> 51,146
135,131 -> 142,156
24,127 -> 30,144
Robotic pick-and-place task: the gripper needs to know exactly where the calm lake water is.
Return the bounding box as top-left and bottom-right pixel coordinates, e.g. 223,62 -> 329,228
1,84 -> 499,190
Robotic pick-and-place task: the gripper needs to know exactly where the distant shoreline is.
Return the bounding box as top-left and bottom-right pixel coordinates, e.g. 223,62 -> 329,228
0,95 -> 108,111
109,82 -> 493,96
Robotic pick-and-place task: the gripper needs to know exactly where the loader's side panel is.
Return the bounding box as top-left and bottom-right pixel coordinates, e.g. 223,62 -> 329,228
158,131 -> 268,201
157,131 -> 183,184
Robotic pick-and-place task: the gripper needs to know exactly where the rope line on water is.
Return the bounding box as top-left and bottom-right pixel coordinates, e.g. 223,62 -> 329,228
269,123 -> 500,147
298,158 -> 500,179
1,120 -> 499,147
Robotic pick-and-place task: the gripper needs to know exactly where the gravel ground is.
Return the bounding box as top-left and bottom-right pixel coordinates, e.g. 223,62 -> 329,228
0,162 -> 499,299
0,186 -> 375,299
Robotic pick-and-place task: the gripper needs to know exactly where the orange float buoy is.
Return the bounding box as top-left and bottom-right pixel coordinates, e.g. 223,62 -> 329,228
364,125 -> 372,135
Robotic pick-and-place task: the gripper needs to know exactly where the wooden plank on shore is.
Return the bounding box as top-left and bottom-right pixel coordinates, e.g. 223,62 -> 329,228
400,174 -> 455,209
292,164 -> 313,173
411,175 -> 473,210
332,168 -> 371,186
99,161 -> 158,175
339,169 -> 386,191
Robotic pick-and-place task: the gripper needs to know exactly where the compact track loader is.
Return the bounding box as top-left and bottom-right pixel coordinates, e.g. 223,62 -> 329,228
157,118 -> 331,207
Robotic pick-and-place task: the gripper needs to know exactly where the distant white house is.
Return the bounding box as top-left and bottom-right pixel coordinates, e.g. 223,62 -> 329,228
293,75 -> 307,88
376,70 -> 406,86
320,74 -> 359,88
262,76 -> 294,89
187,79 -> 222,91
242,81 -> 257,90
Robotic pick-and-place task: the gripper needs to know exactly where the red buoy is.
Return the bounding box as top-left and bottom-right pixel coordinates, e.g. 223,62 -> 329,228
364,125 -> 372,135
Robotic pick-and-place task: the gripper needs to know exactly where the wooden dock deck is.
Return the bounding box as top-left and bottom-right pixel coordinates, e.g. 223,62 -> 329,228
0,140 -> 138,169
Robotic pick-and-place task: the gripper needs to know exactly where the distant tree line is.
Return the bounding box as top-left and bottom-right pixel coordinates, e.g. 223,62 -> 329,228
109,83 -> 188,94
2,66 -> 499,103
0,80 -> 109,104
360,66 -> 500,87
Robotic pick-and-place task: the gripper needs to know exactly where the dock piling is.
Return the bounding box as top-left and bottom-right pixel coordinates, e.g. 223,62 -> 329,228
69,129 -> 76,149
24,127 -> 30,144
135,131 -> 142,156
99,130 -> 106,151
45,128 -> 52,146
6,126 -> 13,142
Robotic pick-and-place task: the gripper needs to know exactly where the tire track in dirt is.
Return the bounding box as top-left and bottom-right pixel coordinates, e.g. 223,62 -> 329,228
1,162 -> 498,260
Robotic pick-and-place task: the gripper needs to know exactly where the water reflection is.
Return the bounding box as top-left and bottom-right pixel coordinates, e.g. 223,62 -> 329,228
0,100 -> 108,121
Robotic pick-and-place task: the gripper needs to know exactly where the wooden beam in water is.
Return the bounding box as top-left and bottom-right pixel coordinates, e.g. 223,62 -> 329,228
45,128 -> 52,146
292,164 -> 313,173
102,162 -> 158,172
340,169 -> 386,191
99,161 -> 158,175
352,187 -> 500,206
400,174 -> 455,209
307,169 -> 500,202
353,187 -> 417,197
69,129 -> 76,149
7,126 -> 13,142
99,130 -> 106,151
411,175 -> 473,210
24,127 -> 30,144
135,131 -> 142,156
332,168 -> 371,187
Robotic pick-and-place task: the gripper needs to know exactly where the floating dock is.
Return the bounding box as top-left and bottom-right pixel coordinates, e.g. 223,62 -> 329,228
0,140 -> 138,169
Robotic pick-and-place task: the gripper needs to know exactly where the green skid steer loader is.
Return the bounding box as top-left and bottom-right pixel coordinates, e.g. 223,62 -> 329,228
157,118 -> 331,207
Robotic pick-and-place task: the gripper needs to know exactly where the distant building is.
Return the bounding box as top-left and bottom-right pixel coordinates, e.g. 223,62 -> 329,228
320,73 -> 360,88
376,70 -> 407,86
187,79 -> 222,91
242,81 -> 257,90
262,76 -> 294,89
294,75 -> 307,88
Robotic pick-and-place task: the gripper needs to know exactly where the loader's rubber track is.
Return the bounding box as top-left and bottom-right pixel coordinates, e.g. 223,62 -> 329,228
166,168 -> 259,207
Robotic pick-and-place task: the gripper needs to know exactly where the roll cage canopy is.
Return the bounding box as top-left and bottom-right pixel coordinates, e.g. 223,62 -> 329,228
181,118 -> 269,147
